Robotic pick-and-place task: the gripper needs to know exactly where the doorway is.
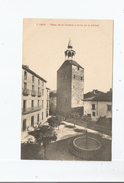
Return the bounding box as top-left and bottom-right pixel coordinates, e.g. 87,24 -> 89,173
31,116 -> 34,127
23,119 -> 26,131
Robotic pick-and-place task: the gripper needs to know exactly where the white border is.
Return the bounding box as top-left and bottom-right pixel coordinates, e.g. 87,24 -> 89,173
0,0 -> 124,181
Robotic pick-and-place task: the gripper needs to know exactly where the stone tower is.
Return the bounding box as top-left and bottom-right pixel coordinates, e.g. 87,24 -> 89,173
57,40 -> 84,117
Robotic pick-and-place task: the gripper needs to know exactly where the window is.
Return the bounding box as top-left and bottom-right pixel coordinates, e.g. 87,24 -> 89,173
32,85 -> 34,91
37,114 -> 39,122
38,100 -> 39,106
42,89 -> 44,96
23,100 -> 26,109
24,82 -> 27,89
92,104 -> 95,110
42,112 -> 44,120
38,87 -> 40,93
73,75 -> 75,79
107,105 -> 112,111
38,79 -> 40,85
24,71 -> 27,80
47,100 -> 49,108
78,67 -> 79,70
32,76 -> 34,83
46,111 -> 48,117
81,77 -> 83,80
92,112 -> 95,116
42,100 -> 44,108
42,81 -> 44,87
31,100 -> 34,108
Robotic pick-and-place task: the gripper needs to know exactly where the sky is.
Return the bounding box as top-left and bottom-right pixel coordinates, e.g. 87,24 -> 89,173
23,19 -> 113,93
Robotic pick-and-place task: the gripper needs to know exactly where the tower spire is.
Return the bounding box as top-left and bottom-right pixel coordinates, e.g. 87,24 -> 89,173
64,39 -> 76,60
68,39 -> 73,49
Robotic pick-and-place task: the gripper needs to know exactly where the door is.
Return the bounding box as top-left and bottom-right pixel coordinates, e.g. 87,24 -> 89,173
31,116 -> 34,127
37,114 -> 39,122
23,119 -> 26,131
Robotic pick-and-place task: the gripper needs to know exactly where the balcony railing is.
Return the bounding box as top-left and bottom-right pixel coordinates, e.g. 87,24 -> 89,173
37,91 -> 41,97
22,88 -> 30,96
31,90 -> 36,97
22,105 -> 42,115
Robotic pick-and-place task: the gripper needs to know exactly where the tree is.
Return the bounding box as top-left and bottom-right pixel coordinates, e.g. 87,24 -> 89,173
48,115 -> 64,129
82,115 -> 91,123
29,125 -> 57,159
70,112 -> 80,127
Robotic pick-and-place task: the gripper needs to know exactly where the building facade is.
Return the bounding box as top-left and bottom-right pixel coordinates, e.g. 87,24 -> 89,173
57,40 -> 84,117
83,89 -> 112,121
46,87 -> 50,118
49,90 -> 57,115
21,65 -> 50,133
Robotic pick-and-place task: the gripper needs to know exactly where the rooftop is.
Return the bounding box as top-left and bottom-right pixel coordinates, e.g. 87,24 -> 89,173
83,90 -> 112,102
22,65 -> 47,83
58,60 -> 84,71
84,90 -> 105,99
50,90 -> 57,97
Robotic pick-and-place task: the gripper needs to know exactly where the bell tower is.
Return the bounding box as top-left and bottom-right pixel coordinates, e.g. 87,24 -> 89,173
57,40 -> 84,117
64,39 -> 76,60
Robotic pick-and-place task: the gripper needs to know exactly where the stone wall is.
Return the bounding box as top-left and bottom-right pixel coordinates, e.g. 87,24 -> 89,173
57,65 -> 72,116
71,65 -> 84,108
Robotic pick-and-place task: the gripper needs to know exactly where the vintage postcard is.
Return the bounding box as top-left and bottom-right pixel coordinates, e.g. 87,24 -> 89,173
21,19 -> 113,161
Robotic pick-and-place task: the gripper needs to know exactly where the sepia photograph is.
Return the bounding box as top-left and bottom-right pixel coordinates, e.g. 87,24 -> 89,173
21,19 -> 113,161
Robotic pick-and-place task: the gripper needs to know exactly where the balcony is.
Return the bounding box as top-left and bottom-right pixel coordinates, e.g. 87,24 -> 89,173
37,91 -> 41,97
22,88 -> 30,96
22,105 -> 42,115
31,90 -> 36,97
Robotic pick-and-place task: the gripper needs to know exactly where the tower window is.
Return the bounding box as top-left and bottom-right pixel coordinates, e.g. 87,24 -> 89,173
73,75 -> 75,79
92,112 -> 95,116
92,104 -> 95,110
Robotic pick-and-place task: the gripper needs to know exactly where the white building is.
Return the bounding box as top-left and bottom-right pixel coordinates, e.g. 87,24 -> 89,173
21,65 -> 50,133
83,89 -> 112,121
